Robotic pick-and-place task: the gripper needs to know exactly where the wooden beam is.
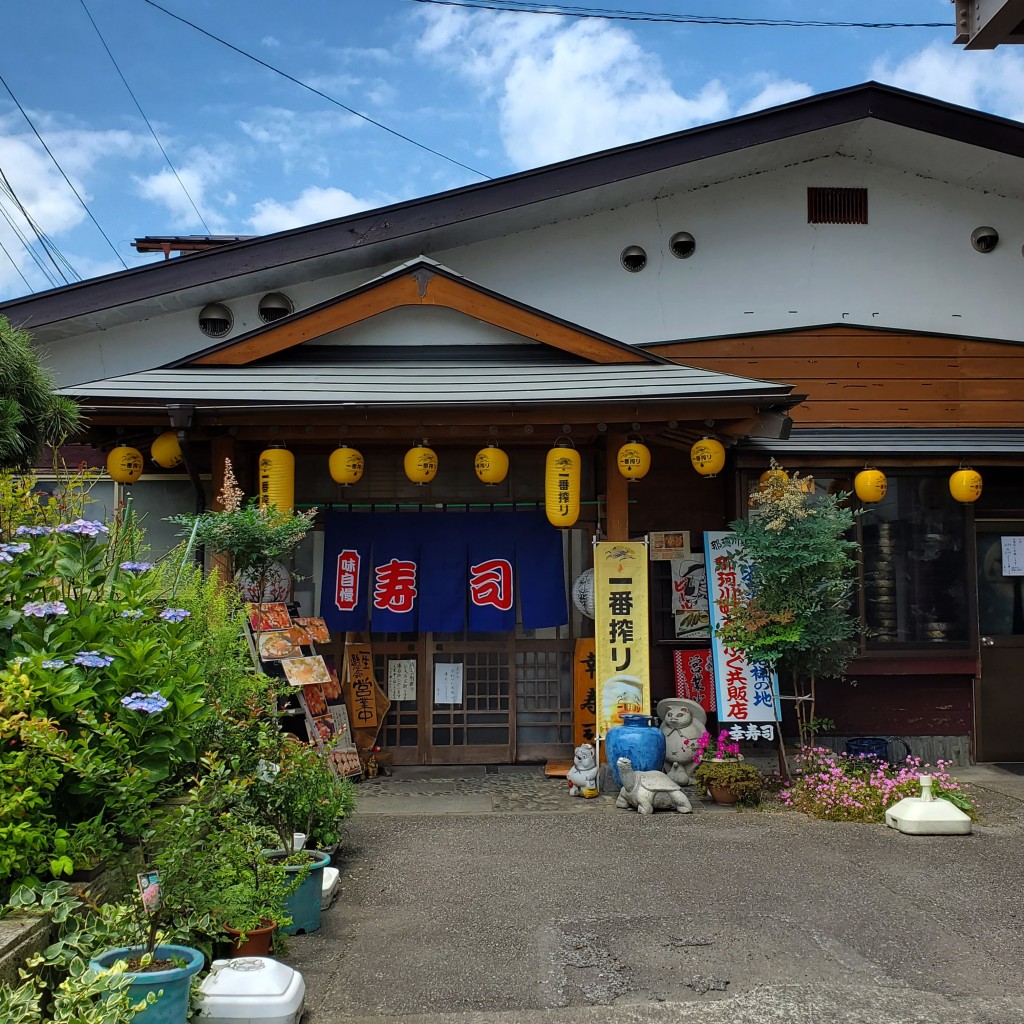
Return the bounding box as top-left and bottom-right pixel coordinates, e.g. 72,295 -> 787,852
192,269 -> 650,366
604,432 -> 629,541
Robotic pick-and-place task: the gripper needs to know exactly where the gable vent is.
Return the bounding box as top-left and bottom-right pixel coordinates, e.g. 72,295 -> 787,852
807,187 -> 868,225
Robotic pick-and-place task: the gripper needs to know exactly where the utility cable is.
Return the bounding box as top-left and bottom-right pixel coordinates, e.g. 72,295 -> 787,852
0,165 -> 72,286
79,0 -> 212,234
141,0 -> 492,180
407,0 -> 951,29
0,189 -> 62,287
0,71 -> 123,272
0,203 -> 45,291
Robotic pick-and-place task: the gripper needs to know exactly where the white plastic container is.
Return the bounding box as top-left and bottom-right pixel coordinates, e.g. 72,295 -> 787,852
191,957 -> 305,1024
885,774 -> 973,836
321,865 -> 341,910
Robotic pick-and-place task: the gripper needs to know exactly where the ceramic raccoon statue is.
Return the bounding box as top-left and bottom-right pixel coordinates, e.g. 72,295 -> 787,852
567,743 -> 599,798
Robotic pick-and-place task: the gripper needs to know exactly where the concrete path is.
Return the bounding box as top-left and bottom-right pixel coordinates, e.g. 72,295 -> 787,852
288,764 -> 1024,1024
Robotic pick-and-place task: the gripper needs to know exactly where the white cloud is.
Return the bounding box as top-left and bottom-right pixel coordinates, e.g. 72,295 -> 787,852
133,147 -> 232,231
238,108 -> 362,171
414,9 -> 812,168
261,36 -> 281,49
871,42 -> 1024,122
247,186 -> 380,234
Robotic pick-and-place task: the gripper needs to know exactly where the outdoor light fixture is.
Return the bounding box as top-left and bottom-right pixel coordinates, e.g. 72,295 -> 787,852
474,444 -> 509,486
150,430 -> 183,469
404,441 -> 438,486
690,437 -> 725,477
616,438 -> 651,481
106,446 -> 143,484
545,439 -> 581,528
258,446 -> 295,511
329,445 -> 364,486
949,466 -> 983,503
854,467 -> 888,504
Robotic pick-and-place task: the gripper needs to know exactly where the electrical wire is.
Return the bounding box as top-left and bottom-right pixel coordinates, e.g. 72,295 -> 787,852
406,0 -> 952,29
0,188 -> 62,288
0,71 -> 124,272
141,0 -> 492,180
0,164 -> 72,286
79,0 -> 212,235
0,234 -> 33,292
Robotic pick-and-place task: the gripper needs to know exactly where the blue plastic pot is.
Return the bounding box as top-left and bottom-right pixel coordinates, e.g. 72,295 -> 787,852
605,713 -> 666,789
90,944 -> 203,1024
271,849 -> 332,935
845,736 -> 911,763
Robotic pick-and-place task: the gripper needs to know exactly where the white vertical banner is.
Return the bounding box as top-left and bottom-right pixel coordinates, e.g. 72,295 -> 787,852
703,531 -> 780,729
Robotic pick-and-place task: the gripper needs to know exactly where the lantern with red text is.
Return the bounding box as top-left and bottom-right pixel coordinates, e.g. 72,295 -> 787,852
545,442 -> 581,528
258,447 -> 295,511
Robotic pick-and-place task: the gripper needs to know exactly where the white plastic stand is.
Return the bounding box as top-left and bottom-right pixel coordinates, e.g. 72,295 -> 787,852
884,775 -> 973,836
321,866 -> 341,910
191,957 -> 305,1024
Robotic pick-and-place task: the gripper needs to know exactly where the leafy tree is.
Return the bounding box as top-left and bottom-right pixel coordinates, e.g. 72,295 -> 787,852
713,463 -> 861,748
0,317 -> 80,470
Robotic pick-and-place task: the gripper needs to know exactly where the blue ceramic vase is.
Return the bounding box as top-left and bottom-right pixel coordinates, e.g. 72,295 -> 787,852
605,713 -> 666,789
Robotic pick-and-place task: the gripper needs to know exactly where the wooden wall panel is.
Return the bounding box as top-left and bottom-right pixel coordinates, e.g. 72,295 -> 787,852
656,328 -> 1024,428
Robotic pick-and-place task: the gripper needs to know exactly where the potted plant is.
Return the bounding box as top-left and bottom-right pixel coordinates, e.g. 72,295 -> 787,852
250,738 -> 355,935
693,730 -> 763,805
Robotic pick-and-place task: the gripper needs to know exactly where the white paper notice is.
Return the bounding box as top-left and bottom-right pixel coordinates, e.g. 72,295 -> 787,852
387,659 -> 417,703
433,663 -> 464,705
1001,536 -> 1024,577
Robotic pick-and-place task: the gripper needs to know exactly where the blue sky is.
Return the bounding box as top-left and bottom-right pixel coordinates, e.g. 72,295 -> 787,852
1,0 -> 1022,301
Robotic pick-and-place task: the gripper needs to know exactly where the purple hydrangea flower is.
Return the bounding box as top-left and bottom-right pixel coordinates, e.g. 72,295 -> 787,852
1,542 -> 30,555
14,526 -> 52,537
56,520 -> 109,537
73,651 -> 114,668
120,691 -> 170,714
159,608 -> 191,623
0,550 -> 11,564
120,609 -> 144,619
119,561 -> 155,573
22,601 -> 69,617
42,658 -> 67,669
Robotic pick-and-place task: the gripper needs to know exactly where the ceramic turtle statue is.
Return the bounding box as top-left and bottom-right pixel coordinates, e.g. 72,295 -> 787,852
615,756 -> 692,815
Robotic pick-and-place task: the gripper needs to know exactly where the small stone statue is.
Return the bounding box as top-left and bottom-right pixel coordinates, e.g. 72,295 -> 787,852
614,757 -> 692,814
566,743 -> 599,798
657,697 -> 708,786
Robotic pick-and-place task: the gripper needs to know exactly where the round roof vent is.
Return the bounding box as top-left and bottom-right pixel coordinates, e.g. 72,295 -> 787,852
670,231 -> 696,259
620,245 -> 647,273
258,292 -> 293,323
199,302 -> 232,338
971,226 -> 998,253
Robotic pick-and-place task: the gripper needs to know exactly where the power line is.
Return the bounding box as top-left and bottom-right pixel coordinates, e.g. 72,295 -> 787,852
141,0 -> 492,180
0,163 -> 73,286
407,0 -> 951,29
0,71 -> 125,272
79,0 -> 212,234
0,189 -> 60,289
0,234 -> 33,292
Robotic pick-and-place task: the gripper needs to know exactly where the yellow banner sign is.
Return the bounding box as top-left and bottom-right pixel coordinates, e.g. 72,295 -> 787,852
573,638 -> 597,748
593,541 -> 650,736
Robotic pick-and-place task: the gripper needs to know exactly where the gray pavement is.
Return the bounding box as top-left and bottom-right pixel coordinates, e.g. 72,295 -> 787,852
288,764 -> 1024,1024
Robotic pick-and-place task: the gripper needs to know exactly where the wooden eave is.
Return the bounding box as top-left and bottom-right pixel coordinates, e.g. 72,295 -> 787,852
183,263 -> 666,367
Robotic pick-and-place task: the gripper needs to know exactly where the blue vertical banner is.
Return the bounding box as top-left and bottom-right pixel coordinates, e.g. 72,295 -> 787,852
419,516 -> 468,633
369,514 -> 421,633
467,513 -> 517,632
319,512 -> 372,632
516,512 -> 568,630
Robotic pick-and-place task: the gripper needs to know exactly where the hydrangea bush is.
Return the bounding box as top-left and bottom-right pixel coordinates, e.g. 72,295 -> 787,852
779,745 -> 974,823
0,498 -> 212,892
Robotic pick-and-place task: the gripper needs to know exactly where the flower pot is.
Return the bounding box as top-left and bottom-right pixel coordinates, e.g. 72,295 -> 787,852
605,714 -> 666,789
263,849 -> 332,935
225,919 -> 276,958
708,784 -> 740,806
90,943 -> 203,1024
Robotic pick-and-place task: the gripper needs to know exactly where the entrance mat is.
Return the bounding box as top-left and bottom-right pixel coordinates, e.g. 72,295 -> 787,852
545,760 -> 572,778
994,763 -> 1024,776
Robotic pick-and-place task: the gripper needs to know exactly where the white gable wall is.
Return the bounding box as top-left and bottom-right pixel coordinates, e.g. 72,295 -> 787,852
43,151 -> 1024,387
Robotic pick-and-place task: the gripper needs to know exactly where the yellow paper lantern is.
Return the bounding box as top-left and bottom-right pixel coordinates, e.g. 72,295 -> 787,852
854,468 -> 887,504
616,441 -> 651,481
106,446 -> 143,484
545,443 -> 581,528
949,467 -> 983,503
404,441 -> 438,485
690,437 -> 725,478
258,447 -> 295,511
795,475 -> 815,493
474,445 -> 509,485
759,468 -> 790,487
150,430 -> 183,469
329,446 -> 364,486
